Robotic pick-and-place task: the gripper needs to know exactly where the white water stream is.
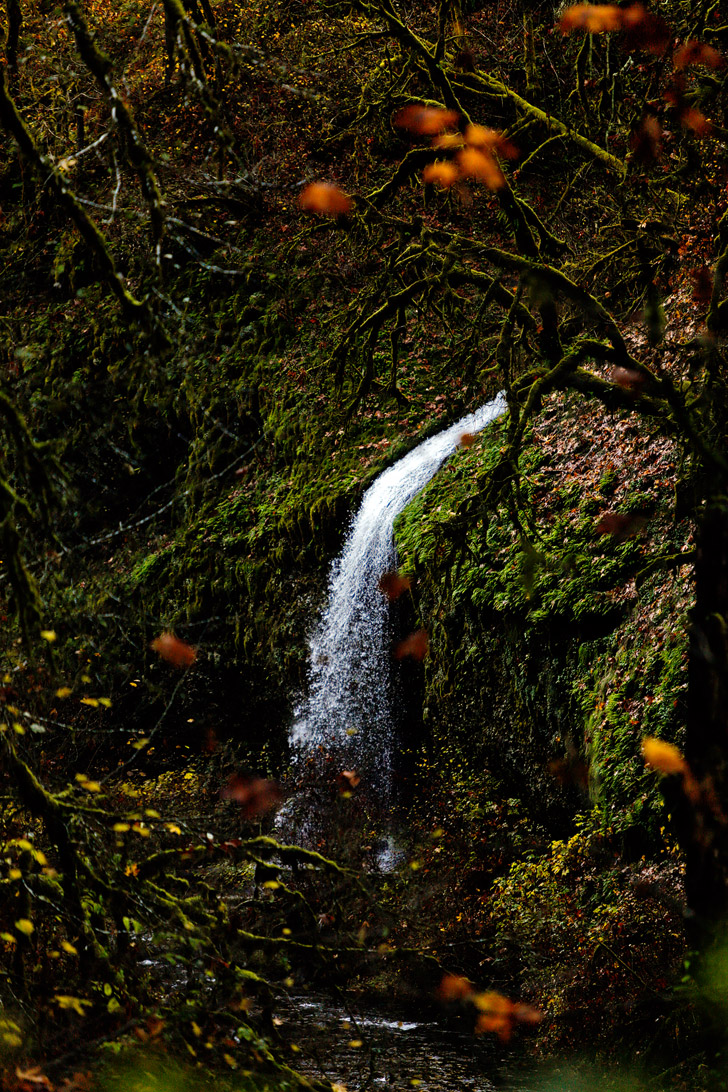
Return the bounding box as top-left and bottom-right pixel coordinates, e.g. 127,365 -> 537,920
289,393 -> 507,783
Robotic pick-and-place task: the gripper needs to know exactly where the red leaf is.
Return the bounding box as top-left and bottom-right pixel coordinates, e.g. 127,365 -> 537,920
595,512 -> 647,541
394,629 -> 429,660
150,632 -> 196,669
630,115 -> 662,165
674,41 -> 725,71
378,571 -> 412,601
221,776 -> 282,817
692,266 -> 713,305
611,365 -> 646,391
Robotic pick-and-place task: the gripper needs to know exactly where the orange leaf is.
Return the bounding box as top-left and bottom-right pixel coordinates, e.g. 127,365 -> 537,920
559,4 -> 625,33
438,973 -> 473,1000
395,104 -> 460,135
423,160 -> 460,187
464,125 -> 518,159
150,632 -> 196,669
299,182 -> 352,216
394,629 -> 429,661
642,737 -> 687,776
459,432 -> 477,448
456,147 -> 505,188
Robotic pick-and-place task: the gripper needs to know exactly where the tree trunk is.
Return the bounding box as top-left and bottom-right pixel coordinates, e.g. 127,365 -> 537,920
685,495 -> 728,937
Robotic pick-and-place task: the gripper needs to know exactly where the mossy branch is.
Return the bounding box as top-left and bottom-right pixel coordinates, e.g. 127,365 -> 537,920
64,0 -> 166,260
0,66 -> 150,324
464,70 -> 625,176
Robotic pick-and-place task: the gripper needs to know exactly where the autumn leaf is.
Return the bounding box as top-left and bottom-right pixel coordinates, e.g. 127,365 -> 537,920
621,6 -> 670,54
423,161 -> 460,187
456,147 -> 505,188
595,512 -> 647,542
221,775 -> 282,817
630,115 -> 662,165
459,432 -> 477,448
560,2 -> 668,50
472,991 -> 542,1042
463,124 -> 518,159
14,1068 -> 52,1089
611,365 -> 647,394
338,769 -> 361,793
692,266 -> 713,305
378,571 -> 412,601
299,182 -> 353,216
548,756 -> 589,789
642,737 -> 687,775
679,107 -> 713,136
559,4 -> 626,34
395,104 -> 460,135
674,41 -> 724,71
394,629 -> 429,660
437,973 -> 473,1000
151,632 -> 196,668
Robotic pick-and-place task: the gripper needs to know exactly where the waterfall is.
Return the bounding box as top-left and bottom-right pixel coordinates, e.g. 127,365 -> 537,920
289,393 -> 507,786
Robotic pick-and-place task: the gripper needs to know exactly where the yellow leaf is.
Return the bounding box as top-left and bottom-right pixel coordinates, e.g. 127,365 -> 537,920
61,940 -> 78,955
40,630 -> 57,643
54,995 -> 91,1015
642,737 -> 687,776
55,687 -> 72,699
15,919 -> 34,936
113,823 -> 130,833
80,697 -> 99,708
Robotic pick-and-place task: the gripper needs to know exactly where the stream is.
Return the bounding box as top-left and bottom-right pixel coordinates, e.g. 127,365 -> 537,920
273,992 -> 531,1092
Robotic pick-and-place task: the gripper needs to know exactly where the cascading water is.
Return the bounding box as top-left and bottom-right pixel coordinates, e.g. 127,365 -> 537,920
289,393 -> 508,789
